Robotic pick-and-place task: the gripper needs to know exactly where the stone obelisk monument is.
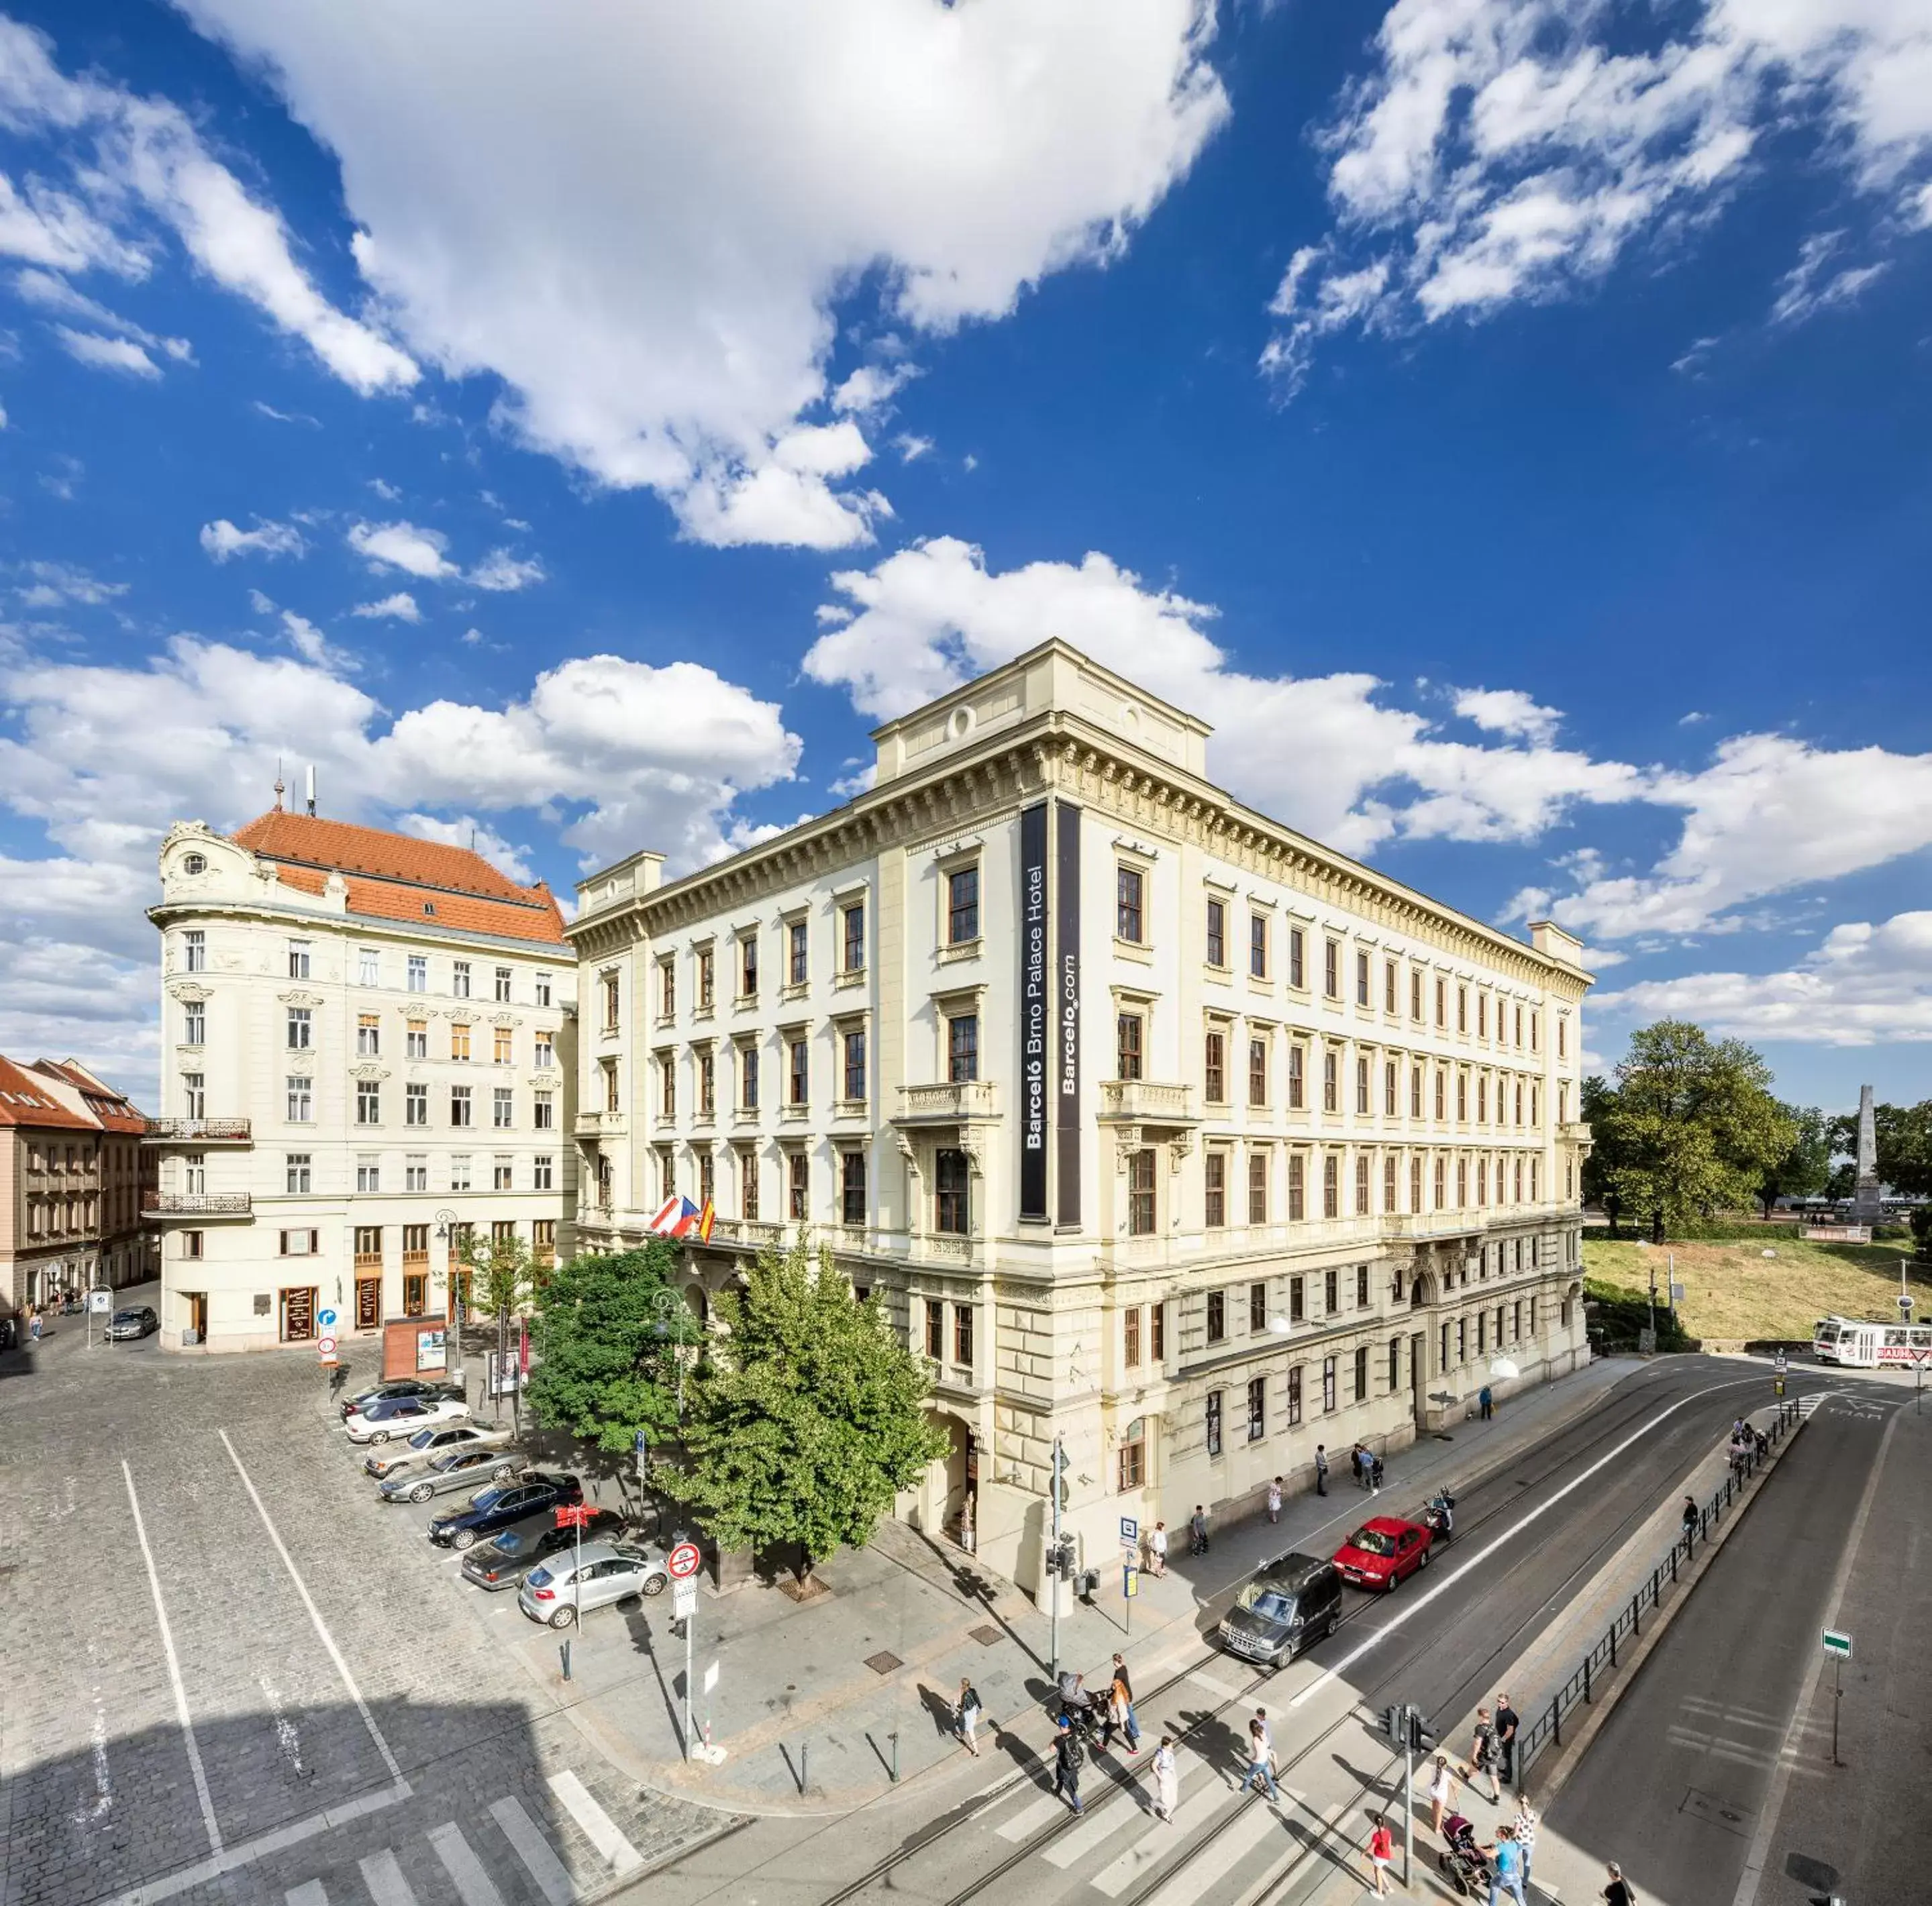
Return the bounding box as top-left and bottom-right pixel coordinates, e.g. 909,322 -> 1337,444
1849,1083 -> 1885,1226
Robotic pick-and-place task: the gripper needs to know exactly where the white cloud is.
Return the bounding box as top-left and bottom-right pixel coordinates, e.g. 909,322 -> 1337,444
831,363 -> 917,415
1265,0 -> 1932,388
1453,685 -> 1562,747
172,0 -> 1227,543
350,590 -> 421,622
466,549 -> 544,592
14,560 -> 128,608
1768,231 -> 1892,324
54,325 -> 158,377
394,812 -> 533,884
200,515 -> 305,562
367,476 -> 401,500
0,19 -> 417,393
13,266 -> 193,360
895,433 -> 935,462
1594,911 -> 1932,1046
276,608 -> 357,673
346,518 -> 457,579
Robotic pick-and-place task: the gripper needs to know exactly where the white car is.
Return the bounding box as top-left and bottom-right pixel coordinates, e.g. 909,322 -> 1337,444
344,1393 -> 472,1444
364,1421 -> 513,1481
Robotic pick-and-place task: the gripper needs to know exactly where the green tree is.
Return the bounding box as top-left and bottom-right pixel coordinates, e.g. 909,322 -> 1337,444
1823,1100 -> 1932,1201
679,1236 -> 946,1584
1595,1020 -> 1795,1241
524,1244 -> 698,1456
458,1228 -> 535,1432
1757,1104 -> 1833,1217
1579,1074 -> 1631,1234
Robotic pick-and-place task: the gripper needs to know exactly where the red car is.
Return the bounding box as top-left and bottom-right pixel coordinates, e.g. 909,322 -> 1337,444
1333,1516 -> 1433,1591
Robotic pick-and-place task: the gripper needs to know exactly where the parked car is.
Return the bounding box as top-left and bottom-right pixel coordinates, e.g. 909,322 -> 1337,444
105,1306 -> 160,1341
460,1508 -> 628,1591
1217,1552 -> 1343,1666
429,1473 -> 582,1550
364,1422 -> 512,1481
340,1377 -> 464,1421
378,1446 -> 520,1503
1332,1516 -> 1433,1592
345,1394 -> 472,1444
519,1540 -> 670,1627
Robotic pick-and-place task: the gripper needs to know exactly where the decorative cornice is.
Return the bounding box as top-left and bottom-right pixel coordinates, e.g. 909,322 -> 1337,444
277,990 -> 326,1007
165,980 -> 211,1003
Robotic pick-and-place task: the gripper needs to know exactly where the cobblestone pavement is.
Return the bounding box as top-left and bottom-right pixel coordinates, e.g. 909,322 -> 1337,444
0,1327 -> 740,1906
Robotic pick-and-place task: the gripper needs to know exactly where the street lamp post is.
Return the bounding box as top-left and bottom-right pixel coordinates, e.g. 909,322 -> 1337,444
434,1208 -> 462,1392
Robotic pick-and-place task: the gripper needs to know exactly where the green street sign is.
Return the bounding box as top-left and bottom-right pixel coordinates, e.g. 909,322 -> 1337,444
1821,1630 -> 1853,1660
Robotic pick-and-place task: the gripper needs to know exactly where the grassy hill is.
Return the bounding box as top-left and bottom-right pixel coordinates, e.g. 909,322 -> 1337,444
1584,1234 -> 1924,1344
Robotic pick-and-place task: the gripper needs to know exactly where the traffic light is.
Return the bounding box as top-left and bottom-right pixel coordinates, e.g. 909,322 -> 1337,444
1050,1440 -> 1071,1512
1384,1705 -> 1403,1744
1046,1536 -> 1077,1580
1409,1710 -> 1435,1752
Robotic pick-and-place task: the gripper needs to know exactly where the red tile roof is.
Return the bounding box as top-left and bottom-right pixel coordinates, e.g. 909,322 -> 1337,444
0,1055 -> 99,1130
232,810 -> 568,948
28,1059 -> 148,1132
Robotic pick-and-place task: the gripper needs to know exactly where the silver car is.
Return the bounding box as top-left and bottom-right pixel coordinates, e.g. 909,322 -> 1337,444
518,1540 -> 670,1627
364,1422 -> 512,1481
378,1445 -> 520,1503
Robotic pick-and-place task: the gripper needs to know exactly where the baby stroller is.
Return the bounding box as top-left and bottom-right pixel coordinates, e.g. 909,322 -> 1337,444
1054,1671 -> 1105,1747
1437,1813 -> 1490,1897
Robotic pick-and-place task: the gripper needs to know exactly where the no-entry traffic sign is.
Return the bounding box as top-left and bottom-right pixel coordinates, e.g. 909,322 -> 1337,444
668,1540 -> 703,1581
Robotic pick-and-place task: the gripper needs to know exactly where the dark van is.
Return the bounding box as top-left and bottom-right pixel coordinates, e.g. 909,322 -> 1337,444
1217,1551 -> 1341,1666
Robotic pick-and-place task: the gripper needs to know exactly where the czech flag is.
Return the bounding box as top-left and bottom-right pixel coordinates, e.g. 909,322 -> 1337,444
648,1195 -> 703,1238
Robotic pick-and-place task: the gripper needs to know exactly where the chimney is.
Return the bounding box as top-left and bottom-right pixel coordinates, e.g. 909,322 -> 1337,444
305,764 -> 317,816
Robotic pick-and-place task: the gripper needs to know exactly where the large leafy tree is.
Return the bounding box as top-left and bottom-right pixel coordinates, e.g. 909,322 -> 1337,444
1823,1100 -> 1932,1200
1595,1020 -> 1795,1240
1758,1105 -> 1833,1217
524,1244 -> 699,1456
679,1236 -> 946,1583
1579,1074 -> 1632,1234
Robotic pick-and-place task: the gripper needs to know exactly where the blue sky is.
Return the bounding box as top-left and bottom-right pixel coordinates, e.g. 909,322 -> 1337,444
2,1 -> 1929,1112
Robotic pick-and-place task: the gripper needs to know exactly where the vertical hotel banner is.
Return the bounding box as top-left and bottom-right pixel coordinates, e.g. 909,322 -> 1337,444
1055,802 -> 1081,1227
1018,802 -> 1050,1219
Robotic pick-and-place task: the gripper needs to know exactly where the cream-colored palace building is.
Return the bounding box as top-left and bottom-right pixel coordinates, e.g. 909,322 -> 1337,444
569,641 -> 1592,1596
146,808 -> 577,1352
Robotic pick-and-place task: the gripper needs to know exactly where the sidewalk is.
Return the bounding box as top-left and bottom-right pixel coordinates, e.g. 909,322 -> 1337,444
531,1355 -> 1643,1815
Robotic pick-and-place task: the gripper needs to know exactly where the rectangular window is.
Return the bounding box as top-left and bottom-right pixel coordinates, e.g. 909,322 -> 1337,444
405,1082 -> 427,1126
1205,897 -> 1225,968
453,960 -> 471,1000
534,1092 -> 555,1130
183,1072 -> 205,1119
1322,1356 -> 1337,1413
843,904 -> 865,973
947,865 -> 980,944
536,972 -> 553,1008
1128,1149 -> 1156,1235
356,1155 -> 380,1193
1435,1155 -> 1446,1209
407,954 -> 427,994
1205,1029 -> 1226,1103
356,1081 -> 380,1126
1117,865 -> 1144,943
1250,1281 -> 1268,1333
356,1014 -> 383,1058
1288,927 -> 1305,989
1287,1364 -> 1303,1426
1477,992 -> 1487,1039
286,1007 -> 311,1051
789,1039 -> 809,1106
407,1019 -> 427,1059
699,1151 -> 715,1206
1385,960 -> 1398,1014
1411,1065 -> 1423,1118
741,934 -> 758,998
1354,1344 -> 1369,1402
789,918 -> 809,985
1324,939 -> 1339,999
1152,1301 -> 1166,1362
451,1023 -> 472,1063
287,1076 -> 313,1123
699,1051 -> 715,1116
1457,1157 -> 1468,1206
492,1025 -> 513,1067
1457,1074 -> 1468,1120
1355,1154 -> 1370,1215
1389,1337 -> 1402,1390
1124,1305 -> 1142,1367
1435,1069 -> 1446,1120
450,1085 -> 472,1128
287,939 -> 311,980
1411,970 -> 1423,1020
534,1030 -> 554,1070
278,1230 -> 319,1257
1323,1153 -> 1339,1219
1358,1263 -> 1370,1307
493,1087 -> 514,1128
954,1303 -> 974,1369
697,949 -> 715,1009
1247,1376 -> 1266,1442
495,966 -> 513,1004
357,947 -> 379,986
948,1014 -> 980,1083
1206,1390 -> 1223,1458
286,1153 -> 312,1195
1288,1043 -> 1305,1110
738,1151 -> 756,1219
1248,1151 -> 1268,1224
1288,1153 -> 1305,1222
1435,977 -> 1446,1027
405,1154 -> 428,1192
843,1028 -> 867,1102
662,1057 -> 677,1120
1205,1151 -> 1227,1228
1249,913 -> 1267,978
1356,949 -> 1370,1006
1385,1153 -> 1398,1211
1385,1060 -> 1398,1116
1248,1037 -> 1268,1106
1457,985 -> 1468,1033
789,1151 -> 809,1221
494,1156 -> 513,1192
925,1299 -> 944,1361
935,1148 -> 969,1234
183,1229 -> 204,1260
451,1155 -> 474,1194
1325,1267 -> 1339,1312
1558,1016 -> 1567,1059
1356,1055 -> 1370,1114
182,929 -> 206,973
1323,1049 -> 1338,1113
741,1047 -> 760,1110
841,1149 -> 866,1225
1116,1012 -> 1143,1081
1478,1075 -> 1488,1123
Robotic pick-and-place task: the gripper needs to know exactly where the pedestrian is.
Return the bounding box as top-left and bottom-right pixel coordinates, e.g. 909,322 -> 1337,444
1602,1860 -> 1634,1906
1315,1444 -> 1329,1496
1681,1494 -> 1699,1544
1111,1654 -> 1140,1752
1267,1475 -> 1282,1524
1511,1793 -> 1539,1889
1189,1504 -> 1209,1556
1427,1754 -> 1456,1834
1366,1812 -> 1396,1897
1253,1706 -> 1276,1781
1148,1521 -> 1168,1577
1053,1713 -> 1084,1814
1479,1383 -> 1493,1421
1464,1707 -> 1499,1803
29,1306 -> 43,1344
1150,1732 -> 1178,1823
1494,1692 -> 1519,1787
954,1677 -> 982,1757
1485,1823 -> 1526,1905
1241,1713 -> 1280,1801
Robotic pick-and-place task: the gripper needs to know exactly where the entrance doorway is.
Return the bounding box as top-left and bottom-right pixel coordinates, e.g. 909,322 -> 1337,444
1410,1332 -> 1426,1430
356,1277 -> 382,1330
279,1285 -> 317,1342
183,1291 -> 207,1345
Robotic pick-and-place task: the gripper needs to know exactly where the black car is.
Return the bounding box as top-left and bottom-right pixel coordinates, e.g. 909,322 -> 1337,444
340,1377 -> 464,1420
105,1306 -> 160,1341
1216,1552 -> 1342,1666
429,1473 -> 582,1550
460,1507 -> 627,1590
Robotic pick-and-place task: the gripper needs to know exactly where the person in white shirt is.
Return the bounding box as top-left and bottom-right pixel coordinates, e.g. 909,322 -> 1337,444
1150,1734 -> 1178,1822
1148,1522 -> 1168,1577
1266,1477 -> 1282,1524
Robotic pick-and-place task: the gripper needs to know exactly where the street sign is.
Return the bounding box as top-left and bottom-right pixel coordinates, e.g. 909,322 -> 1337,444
554,1503 -> 593,1530
1898,1293 -> 1915,1313
87,1289 -> 111,1314
667,1540 -> 703,1581
1822,1630 -> 1853,1660
1119,1516 -> 1138,1542
1669,1282 -> 1686,1303
317,1307 -> 338,1330
1122,1563 -> 1138,1598
672,1579 -> 698,1622
317,1334 -> 338,1357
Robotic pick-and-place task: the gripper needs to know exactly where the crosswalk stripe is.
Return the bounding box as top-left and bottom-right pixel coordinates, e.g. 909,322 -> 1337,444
1133,1797 -> 1280,1906
1045,1751 -> 1199,1868
1184,1666 -> 1250,1704
546,1770 -> 643,1876
287,1883 -> 329,1906
1091,1767 -> 1235,1897
430,1824 -> 507,1906
357,1851 -> 417,1906
995,1789 -> 1069,1842
489,1797 -> 576,1906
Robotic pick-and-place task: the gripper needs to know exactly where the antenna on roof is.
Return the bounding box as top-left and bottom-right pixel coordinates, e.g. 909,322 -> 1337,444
274,757 -> 285,812
305,763 -> 317,817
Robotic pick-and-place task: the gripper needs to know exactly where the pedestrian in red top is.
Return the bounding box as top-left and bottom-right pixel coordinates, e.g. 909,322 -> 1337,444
1366,1813 -> 1396,1897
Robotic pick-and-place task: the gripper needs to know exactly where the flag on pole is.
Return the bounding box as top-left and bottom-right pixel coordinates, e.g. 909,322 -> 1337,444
648,1195 -> 704,1238
697,1198 -> 716,1242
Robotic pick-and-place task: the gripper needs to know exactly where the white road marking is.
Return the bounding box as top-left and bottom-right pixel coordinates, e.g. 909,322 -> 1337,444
1292,1379 -> 1772,1708
358,1850 -> 417,1906
218,1429 -> 405,1783
996,1789 -> 1069,1842
1184,1667 -> 1250,1704
546,1770 -> 642,1876
491,1795 -> 577,1906
431,1825 -> 508,1906
1090,1766 -> 1238,1897
1129,1794 -> 1280,1906
1046,1751 -> 1199,1866
286,1884 -> 329,1906
121,1460 -> 223,1857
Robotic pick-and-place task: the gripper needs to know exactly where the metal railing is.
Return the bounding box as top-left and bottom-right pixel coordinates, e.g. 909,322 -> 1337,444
1515,1398 -> 1800,1785
142,1117 -> 252,1142
142,1191 -> 252,1216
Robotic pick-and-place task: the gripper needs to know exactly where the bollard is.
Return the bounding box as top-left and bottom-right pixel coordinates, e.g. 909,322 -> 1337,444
890,1730 -> 899,1784
560,1639 -> 572,1682
1584,1656 -> 1592,1703
801,1741 -> 809,1793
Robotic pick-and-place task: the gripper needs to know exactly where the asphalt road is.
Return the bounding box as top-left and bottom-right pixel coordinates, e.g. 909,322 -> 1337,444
1546,1381 -> 1908,1906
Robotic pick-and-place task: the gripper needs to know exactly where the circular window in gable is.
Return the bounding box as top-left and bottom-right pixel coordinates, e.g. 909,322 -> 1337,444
947,705 -> 975,742
182,853 -> 207,876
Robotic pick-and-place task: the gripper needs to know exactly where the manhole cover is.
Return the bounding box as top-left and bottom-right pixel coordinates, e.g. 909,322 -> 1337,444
1681,1788 -> 1753,1838
863,1650 -> 904,1675
971,1624 -> 1002,1647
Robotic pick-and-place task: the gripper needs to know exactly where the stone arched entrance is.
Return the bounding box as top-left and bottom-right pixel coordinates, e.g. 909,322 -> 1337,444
910,1410 -> 976,1549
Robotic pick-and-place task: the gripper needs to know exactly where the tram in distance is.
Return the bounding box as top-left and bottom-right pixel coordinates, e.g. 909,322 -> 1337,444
1813,1315 -> 1932,1366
